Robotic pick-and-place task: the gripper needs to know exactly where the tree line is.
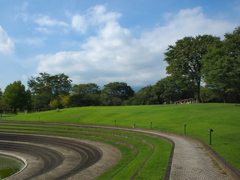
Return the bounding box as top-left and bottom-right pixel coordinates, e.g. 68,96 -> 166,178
0,26 -> 239,113
0,73 -> 135,113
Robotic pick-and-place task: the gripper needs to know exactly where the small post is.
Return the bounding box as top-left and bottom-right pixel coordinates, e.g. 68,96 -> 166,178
134,123 -> 135,128
184,124 -> 187,135
114,120 -> 116,126
208,129 -> 213,145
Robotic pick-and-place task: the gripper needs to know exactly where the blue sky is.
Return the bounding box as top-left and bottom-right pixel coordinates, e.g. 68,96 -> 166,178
0,0 -> 239,91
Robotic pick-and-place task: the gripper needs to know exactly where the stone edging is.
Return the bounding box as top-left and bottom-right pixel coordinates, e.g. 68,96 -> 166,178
0,152 -> 28,180
163,138 -> 175,180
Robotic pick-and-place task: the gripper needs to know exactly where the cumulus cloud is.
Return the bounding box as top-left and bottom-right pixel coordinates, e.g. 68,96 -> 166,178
71,5 -> 121,34
36,6 -> 237,87
72,14 -> 87,34
0,26 -> 15,54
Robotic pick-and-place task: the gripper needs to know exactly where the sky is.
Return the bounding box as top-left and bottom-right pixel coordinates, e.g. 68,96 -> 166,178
0,0 -> 239,91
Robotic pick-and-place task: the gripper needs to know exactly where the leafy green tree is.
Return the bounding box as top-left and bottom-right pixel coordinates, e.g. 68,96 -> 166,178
59,94 -> 70,108
0,101 -> 5,116
153,76 -> 194,104
101,82 -> 134,106
125,85 -> 155,105
200,86 -> 221,103
28,72 -> 72,110
49,99 -> 61,109
71,83 -> 101,106
164,35 -> 220,103
153,77 -> 176,104
69,94 -> 84,107
203,27 -> 240,102
0,88 -> 2,100
32,93 -> 52,111
2,81 -> 27,114
25,89 -> 32,111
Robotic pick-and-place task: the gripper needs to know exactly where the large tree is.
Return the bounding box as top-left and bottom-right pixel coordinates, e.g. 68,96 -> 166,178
153,76 -> 194,104
28,72 -> 72,110
125,85 -> 155,105
71,83 -> 101,106
164,35 -> 220,102
101,82 -> 134,106
202,27 -> 240,102
2,81 -> 27,113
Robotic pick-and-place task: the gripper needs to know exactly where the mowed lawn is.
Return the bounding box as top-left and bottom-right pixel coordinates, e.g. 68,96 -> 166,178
4,103 -> 240,170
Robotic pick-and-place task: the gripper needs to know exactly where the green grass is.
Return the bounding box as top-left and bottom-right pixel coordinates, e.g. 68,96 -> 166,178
2,103 -> 240,171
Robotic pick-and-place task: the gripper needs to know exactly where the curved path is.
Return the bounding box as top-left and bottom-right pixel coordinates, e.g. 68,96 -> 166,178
133,129 -> 229,180
0,120 -> 234,179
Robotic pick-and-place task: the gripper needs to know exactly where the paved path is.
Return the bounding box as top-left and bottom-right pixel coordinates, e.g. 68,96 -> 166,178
115,127 -> 230,180
164,135 -> 229,180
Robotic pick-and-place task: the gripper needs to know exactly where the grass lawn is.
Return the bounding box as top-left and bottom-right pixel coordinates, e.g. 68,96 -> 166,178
3,103 -> 240,170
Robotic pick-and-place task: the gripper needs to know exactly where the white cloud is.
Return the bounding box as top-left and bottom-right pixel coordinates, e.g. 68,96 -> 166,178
0,26 -> 15,54
72,14 -> 87,34
71,5 -> 121,34
36,6 -> 238,87
35,15 -> 68,27
88,5 -> 121,24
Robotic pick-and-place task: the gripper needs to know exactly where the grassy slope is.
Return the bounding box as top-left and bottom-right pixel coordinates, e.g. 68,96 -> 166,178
4,103 -> 240,170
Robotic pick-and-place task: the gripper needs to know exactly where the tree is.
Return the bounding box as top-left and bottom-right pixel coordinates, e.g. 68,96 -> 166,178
28,72 -> 72,110
202,27 -> 240,102
101,82 -> 134,106
49,99 -> 61,109
69,94 -> 84,107
0,88 -> 2,100
125,85 -> 155,105
25,89 -> 32,111
2,81 -> 27,114
152,76 -> 195,104
59,94 -> 70,108
200,86 -> 220,103
164,35 -> 220,103
0,101 -> 8,116
71,83 -> 101,106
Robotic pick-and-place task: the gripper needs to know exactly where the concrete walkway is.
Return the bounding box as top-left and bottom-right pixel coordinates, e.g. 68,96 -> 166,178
130,128 -> 230,180
166,135 -> 229,180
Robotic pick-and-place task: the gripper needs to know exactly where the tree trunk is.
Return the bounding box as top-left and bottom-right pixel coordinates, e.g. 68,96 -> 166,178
196,82 -> 201,103
14,108 -> 17,115
223,92 -> 228,103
